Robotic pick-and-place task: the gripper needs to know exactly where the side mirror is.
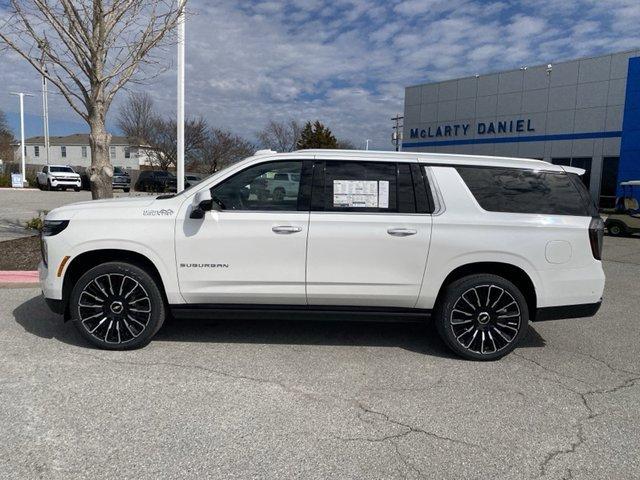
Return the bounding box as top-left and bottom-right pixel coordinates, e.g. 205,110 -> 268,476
189,189 -> 218,219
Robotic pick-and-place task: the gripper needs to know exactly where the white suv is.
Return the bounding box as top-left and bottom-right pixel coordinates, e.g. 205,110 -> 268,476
36,165 -> 82,191
39,150 -> 605,360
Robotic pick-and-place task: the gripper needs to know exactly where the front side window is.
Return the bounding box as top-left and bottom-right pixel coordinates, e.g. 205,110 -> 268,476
456,166 -> 593,216
211,161 -> 303,211
61,146 -> 66,158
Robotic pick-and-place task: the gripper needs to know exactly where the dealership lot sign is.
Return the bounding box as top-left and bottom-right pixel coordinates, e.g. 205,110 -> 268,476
410,118 -> 535,139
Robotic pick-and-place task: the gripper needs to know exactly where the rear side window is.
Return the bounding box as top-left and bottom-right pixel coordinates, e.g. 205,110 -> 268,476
322,161 -> 398,212
456,166 -> 592,216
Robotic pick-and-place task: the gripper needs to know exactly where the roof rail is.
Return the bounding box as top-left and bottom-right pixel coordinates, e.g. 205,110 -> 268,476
254,149 -> 277,156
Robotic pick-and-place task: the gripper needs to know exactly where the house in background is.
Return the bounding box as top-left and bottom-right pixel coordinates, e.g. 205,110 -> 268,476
12,133 -> 155,171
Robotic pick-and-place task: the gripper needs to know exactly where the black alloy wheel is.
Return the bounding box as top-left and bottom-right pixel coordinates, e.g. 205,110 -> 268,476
435,274 -> 529,360
70,262 -> 166,350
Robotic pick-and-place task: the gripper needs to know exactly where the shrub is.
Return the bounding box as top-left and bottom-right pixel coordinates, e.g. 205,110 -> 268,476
24,210 -> 49,231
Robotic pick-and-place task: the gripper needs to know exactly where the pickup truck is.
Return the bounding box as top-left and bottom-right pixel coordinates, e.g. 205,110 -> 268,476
36,165 -> 82,191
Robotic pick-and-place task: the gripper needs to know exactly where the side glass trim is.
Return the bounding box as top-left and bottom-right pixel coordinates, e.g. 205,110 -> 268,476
424,166 -> 444,215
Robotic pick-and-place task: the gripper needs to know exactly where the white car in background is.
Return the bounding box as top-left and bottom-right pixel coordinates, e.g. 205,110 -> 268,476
36,165 -> 82,191
39,149 -> 605,360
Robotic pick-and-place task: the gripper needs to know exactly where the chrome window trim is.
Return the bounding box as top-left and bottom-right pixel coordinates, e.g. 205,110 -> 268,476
424,166 -> 445,216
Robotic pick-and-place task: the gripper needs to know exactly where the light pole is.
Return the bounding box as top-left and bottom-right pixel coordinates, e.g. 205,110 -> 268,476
365,139 -> 370,150
10,92 -> 34,187
39,41 -> 51,165
41,73 -> 51,165
176,0 -> 186,193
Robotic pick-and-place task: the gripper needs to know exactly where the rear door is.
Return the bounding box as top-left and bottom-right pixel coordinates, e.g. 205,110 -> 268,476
306,160 -> 433,308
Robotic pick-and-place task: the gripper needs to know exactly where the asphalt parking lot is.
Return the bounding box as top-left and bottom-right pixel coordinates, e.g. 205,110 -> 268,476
0,237 -> 639,479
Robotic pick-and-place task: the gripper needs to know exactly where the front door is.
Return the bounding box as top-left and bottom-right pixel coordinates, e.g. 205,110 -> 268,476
175,160 -> 310,304
306,160 -> 432,308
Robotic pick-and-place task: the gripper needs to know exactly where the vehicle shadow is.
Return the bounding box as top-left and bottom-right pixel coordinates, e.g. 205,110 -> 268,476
13,294 -> 546,357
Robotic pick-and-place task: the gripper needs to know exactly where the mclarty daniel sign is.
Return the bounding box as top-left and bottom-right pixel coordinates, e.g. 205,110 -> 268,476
409,118 -> 535,140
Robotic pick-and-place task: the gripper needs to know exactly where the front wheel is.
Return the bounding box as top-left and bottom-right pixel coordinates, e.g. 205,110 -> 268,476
434,274 -> 529,361
70,262 -> 166,350
73,187 -> 80,192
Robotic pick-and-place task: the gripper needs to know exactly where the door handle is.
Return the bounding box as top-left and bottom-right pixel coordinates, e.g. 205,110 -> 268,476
387,228 -> 417,237
272,225 -> 303,234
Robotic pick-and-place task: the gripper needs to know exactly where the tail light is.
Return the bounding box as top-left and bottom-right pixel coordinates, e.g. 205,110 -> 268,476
589,217 -> 604,260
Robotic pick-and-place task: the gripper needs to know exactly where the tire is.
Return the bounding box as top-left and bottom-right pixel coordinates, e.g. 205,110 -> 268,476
70,262 -> 166,350
123,188 -> 130,193
37,180 -> 43,190
607,222 -> 626,237
434,274 -> 529,361
73,187 -> 80,192
46,179 -> 52,191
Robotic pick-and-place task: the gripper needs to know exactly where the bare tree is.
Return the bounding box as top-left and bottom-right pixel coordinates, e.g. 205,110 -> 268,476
191,128 -> 254,174
147,116 -> 207,171
335,138 -> 356,149
117,92 -> 157,144
0,109 -> 13,162
257,119 -> 301,152
0,0 -> 185,199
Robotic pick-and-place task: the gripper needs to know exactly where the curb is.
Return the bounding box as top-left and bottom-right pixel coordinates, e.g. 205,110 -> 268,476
0,271 -> 39,284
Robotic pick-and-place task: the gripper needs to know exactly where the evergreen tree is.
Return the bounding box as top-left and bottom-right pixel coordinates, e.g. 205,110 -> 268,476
296,121 -> 338,149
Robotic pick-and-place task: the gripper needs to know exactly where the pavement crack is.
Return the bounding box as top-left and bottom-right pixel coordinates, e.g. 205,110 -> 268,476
65,348 -> 327,404
539,422 -> 586,477
520,352 -> 640,478
353,401 -> 481,450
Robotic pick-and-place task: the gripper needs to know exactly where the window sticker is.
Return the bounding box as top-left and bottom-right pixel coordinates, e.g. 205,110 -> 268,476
333,180 -> 389,208
378,180 -> 389,208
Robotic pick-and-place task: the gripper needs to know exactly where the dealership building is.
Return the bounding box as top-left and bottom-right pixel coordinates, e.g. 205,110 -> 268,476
402,49 -> 640,208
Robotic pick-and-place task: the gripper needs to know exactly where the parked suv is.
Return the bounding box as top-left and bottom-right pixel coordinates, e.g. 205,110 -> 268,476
36,165 -> 81,191
39,150 -> 605,360
112,167 -> 131,192
135,170 -> 177,192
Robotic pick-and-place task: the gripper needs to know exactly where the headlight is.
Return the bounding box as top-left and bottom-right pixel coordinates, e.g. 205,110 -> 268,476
42,220 -> 70,237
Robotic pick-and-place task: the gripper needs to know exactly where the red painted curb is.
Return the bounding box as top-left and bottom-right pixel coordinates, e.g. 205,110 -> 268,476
0,271 -> 39,283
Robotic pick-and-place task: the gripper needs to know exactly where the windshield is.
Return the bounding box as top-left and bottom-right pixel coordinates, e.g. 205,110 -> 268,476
50,166 -> 75,173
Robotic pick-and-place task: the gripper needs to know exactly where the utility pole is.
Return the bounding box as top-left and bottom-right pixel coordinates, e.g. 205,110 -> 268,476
39,44 -> 51,165
391,114 -> 404,152
176,0 -> 186,193
10,92 -> 34,187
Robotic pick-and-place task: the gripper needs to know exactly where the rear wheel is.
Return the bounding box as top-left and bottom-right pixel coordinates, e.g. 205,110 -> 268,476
70,262 -> 166,350
607,221 -> 626,236
434,274 -> 529,361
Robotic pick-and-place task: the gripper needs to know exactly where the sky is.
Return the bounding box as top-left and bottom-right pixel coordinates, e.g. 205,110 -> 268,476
1,0 -> 639,150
